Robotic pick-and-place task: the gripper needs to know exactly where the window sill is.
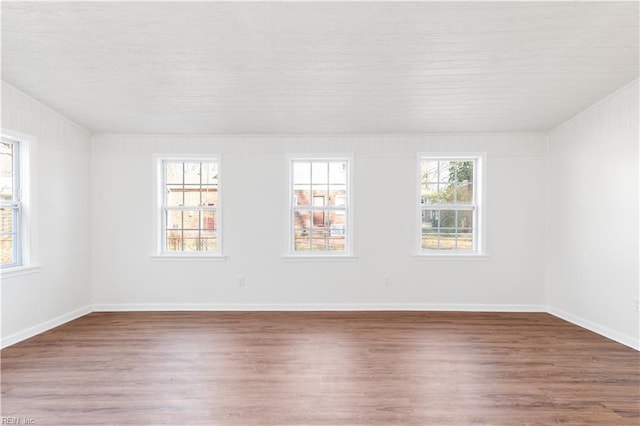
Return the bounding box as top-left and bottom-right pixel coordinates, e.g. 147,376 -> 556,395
282,254 -> 358,262
413,253 -> 490,261
1,264 -> 43,279
150,255 -> 227,262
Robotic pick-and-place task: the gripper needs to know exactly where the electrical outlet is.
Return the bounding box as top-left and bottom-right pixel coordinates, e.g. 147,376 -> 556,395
237,275 -> 245,287
634,298 -> 639,313
384,275 -> 391,286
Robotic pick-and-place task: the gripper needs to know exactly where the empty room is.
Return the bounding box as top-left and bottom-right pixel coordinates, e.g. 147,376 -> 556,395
1,1 -> 638,425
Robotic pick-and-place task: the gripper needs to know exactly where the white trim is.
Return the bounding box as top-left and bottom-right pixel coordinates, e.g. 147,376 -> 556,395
281,255 -> 358,261
5,304 -> 638,352
412,254 -> 490,261
152,154 -> 223,256
149,255 -> 227,262
93,303 -> 547,312
416,153 -> 486,255
0,305 -> 92,349
0,263 -> 43,279
1,129 -> 39,270
285,154 -> 354,256
548,306 -> 639,351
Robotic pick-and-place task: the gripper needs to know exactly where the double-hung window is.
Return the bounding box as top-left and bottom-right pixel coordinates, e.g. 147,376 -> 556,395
289,157 -> 352,255
159,157 -> 220,256
1,137 -> 21,267
419,155 -> 483,254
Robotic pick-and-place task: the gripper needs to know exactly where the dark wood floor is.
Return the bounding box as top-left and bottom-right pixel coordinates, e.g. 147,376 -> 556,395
1,312 -> 638,425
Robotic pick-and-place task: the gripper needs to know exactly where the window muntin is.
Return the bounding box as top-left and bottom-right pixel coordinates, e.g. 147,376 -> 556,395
290,159 -> 350,254
1,138 -> 21,267
419,157 -> 480,252
161,159 -> 219,255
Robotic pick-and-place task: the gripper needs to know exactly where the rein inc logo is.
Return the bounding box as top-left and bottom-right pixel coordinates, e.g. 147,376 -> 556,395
2,418 -> 35,425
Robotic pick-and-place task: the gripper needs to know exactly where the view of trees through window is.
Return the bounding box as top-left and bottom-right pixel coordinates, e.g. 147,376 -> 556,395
420,159 -> 476,251
0,139 -> 19,266
162,160 -> 218,253
291,160 -> 348,252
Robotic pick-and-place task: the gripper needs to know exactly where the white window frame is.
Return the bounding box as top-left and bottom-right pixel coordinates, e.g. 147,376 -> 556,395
286,154 -> 354,258
1,129 -> 39,277
416,153 -> 485,256
153,154 -> 223,258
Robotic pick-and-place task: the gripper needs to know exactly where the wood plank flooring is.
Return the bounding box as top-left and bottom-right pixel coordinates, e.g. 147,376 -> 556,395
1,312 -> 638,425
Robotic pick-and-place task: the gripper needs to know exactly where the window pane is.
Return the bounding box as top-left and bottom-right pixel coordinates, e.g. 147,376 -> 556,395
457,210 -> 474,229
166,185 -> 184,206
294,228 -> 311,251
168,231 -> 217,252
329,210 -> 346,227
166,230 -> 183,252
312,209 -> 325,227
438,210 -> 457,228
184,163 -> 201,184
183,185 -> 202,206
294,210 -> 311,229
328,234 -> 346,251
165,162 -> 183,184
0,141 -> 12,162
182,230 -> 201,252
200,235 -> 217,252
0,142 -> 13,202
422,209 -> 438,229
438,161 -> 452,183
202,210 -> 216,230
182,210 -> 200,229
202,162 -> 218,185
329,211 -> 346,240
0,208 -> 14,233
291,159 -> 349,254
422,233 -> 438,250
453,161 -> 474,183
311,228 -> 329,250
0,183 -> 12,201
328,162 -> 347,184
0,234 -> 15,265
457,232 -> 473,250
293,162 -> 311,184
0,140 -> 19,267
166,210 -> 182,230
161,159 -> 219,255
311,190 -> 327,207
420,158 -> 478,252
421,160 -> 438,184
294,184 -> 311,206
329,185 -> 346,206
421,182 -> 438,204
456,182 -> 474,204
421,209 -> 475,251
165,210 -> 218,253
436,183 -> 456,204
311,162 -> 328,184
202,186 -> 218,206
438,232 -> 457,250
421,211 -> 439,249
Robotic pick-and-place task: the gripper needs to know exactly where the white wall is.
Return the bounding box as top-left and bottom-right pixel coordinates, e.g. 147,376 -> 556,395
1,81 -> 93,347
547,80 -> 639,349
91,134 -> 547,310
3,76 -> 637,351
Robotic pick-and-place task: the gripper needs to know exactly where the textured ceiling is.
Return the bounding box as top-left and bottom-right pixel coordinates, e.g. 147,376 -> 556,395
1,1 -> 638,134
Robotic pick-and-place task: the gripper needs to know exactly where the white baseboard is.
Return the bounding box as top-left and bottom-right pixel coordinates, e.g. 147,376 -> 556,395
548,306 -> 639,351
5,303 -> 636,352
1,304 -> 92,349
92,302 -> 547,312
